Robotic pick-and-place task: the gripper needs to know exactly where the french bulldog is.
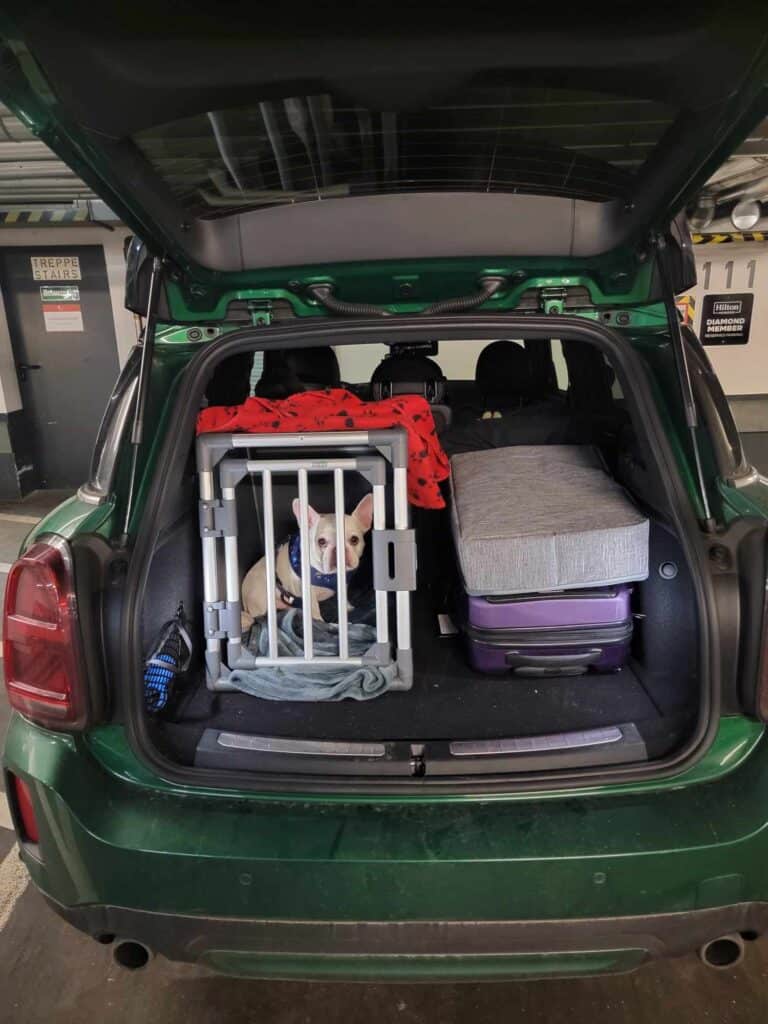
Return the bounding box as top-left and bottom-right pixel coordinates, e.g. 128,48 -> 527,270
241,492 -> 374,627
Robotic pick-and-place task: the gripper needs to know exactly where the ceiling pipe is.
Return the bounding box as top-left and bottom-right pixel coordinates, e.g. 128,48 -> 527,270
694,215 -> 768,233
704,157 -> 768,192
717,174 -> 768,202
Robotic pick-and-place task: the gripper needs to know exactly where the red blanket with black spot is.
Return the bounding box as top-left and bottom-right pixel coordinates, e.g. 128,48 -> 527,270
196,388 -> 450,509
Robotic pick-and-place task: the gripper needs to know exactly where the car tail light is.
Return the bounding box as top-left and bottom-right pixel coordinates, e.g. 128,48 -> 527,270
3,538 -> 89,730
9,773 -> 40,843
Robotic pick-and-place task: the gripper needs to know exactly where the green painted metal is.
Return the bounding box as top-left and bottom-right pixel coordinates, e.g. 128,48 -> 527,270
155,324 -> 226,345
6,712 -> 768,930
154,300 -> 668,338
160,261 -> 659,322
719,477 -> 768,522
28,495 -> 115,543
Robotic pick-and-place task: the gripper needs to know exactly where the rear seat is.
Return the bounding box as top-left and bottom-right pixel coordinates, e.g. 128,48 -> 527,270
443,340 -> 573,454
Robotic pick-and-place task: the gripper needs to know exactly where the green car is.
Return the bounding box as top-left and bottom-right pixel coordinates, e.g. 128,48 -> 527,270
4,4 -> 768,980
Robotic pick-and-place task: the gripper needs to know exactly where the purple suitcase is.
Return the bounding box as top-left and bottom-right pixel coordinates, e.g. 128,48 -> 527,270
462,586 -> 633,676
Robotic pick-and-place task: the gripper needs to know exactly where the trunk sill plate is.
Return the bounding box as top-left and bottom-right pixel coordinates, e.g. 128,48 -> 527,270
450,726 -> 624,757
216,733 -> 387,757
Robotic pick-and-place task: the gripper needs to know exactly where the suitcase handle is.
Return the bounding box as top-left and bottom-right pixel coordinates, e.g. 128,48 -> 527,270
505,648 -> 602,670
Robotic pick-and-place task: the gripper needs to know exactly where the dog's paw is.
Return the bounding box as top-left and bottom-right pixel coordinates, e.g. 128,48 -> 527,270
241,612 -> 255,632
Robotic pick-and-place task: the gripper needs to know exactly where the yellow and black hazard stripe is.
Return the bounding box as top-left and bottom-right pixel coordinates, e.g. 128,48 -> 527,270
692,231 -> 767,244
676,293 -> 696,326
0,207 -> 91,225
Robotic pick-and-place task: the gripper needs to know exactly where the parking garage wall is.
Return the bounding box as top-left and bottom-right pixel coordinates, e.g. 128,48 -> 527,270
0,226 -> 136,497
686,242 -> 768,432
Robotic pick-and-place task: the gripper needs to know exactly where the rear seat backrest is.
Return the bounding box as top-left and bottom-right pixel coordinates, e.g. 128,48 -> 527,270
442,339 -> 573,454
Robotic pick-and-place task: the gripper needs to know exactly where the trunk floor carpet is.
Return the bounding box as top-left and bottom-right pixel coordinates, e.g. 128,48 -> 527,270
158,628 -> 667,762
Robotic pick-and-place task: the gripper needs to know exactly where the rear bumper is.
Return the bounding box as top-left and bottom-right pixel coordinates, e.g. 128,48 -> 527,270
42,897 -> 768,980
6,713 -> 768,980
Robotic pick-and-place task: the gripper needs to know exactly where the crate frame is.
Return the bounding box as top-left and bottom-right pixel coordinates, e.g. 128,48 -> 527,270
196,429 -> 416,692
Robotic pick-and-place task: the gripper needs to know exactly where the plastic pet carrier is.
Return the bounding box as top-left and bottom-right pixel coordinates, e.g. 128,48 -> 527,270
196,429 -> 416,692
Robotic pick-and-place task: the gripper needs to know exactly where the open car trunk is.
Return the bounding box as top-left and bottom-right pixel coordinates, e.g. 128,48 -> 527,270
129,317 -> 711,788
146,509 -> 698,775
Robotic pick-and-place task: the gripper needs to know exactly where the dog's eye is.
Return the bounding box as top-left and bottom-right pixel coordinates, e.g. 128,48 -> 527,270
318,537 -> 328,548
349,535 -> 359,546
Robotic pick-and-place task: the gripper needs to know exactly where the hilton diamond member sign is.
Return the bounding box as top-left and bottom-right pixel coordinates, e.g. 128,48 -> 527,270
701,293 -> 754,345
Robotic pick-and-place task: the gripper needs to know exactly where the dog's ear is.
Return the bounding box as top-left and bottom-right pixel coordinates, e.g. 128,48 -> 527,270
292,498 -> 319,528
352,493 -> 374,532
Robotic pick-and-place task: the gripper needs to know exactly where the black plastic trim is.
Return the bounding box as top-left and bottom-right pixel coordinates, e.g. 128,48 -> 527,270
462,621 -> 633,647
44,892 -> 768,975
120,314 -> 718,796
70,534 -> 122,727
484,587 -> 622,603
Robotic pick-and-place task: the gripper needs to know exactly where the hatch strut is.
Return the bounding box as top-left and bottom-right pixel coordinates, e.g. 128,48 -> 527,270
120,256 -> 164,546
656,239 -> 715,532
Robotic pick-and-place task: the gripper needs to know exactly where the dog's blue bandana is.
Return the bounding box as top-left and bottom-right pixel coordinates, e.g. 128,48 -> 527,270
282,533 -> 354,606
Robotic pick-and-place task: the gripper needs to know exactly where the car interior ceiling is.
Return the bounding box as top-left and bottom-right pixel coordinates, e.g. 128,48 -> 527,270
144,337 -> 700,772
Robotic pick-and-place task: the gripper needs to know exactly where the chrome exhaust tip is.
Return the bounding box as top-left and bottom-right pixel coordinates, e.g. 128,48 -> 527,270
112,939 -> 152,971
699,933 -> 745,970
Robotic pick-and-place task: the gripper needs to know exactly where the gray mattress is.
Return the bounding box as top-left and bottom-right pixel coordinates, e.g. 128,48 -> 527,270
450,445 -> 649,596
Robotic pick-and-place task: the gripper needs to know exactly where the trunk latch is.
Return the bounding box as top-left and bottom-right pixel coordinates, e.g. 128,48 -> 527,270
410,744 -> 426,777
539,287 -> 568,315
247,299 -> 272,327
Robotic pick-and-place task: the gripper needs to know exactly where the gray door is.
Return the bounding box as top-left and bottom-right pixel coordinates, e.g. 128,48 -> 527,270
0,245 -> 121,490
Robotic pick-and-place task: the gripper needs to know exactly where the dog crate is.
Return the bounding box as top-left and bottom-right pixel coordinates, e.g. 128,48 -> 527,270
196,429 -> 416,691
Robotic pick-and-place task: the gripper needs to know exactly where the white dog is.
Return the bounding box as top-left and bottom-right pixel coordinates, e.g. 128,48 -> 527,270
241,493 -> 374,627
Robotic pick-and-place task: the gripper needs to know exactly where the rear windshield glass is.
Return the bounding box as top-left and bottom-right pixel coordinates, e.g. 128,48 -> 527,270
133,86 -> 675,217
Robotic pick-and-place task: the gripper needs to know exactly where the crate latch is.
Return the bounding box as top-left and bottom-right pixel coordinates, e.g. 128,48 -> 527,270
372,529 -> 417,591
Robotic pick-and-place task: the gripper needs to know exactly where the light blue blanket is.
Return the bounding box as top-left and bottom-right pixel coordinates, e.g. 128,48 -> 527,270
227,609 -> 398,701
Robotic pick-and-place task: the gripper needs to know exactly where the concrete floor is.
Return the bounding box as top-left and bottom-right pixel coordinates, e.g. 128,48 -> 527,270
3,473 -> 768,1022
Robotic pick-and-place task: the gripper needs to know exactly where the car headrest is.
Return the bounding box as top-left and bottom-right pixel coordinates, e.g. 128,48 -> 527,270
524,339 -> 559,397
475,341 -> 534,410
206,351 -> 255,407
370,354 -> 447,403
255,346 -> 340,399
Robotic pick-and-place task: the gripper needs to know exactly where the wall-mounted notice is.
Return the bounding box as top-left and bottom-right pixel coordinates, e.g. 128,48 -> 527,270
40,285 -> 83,332
700,292 -> 754,345
30,255 -> 81,280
